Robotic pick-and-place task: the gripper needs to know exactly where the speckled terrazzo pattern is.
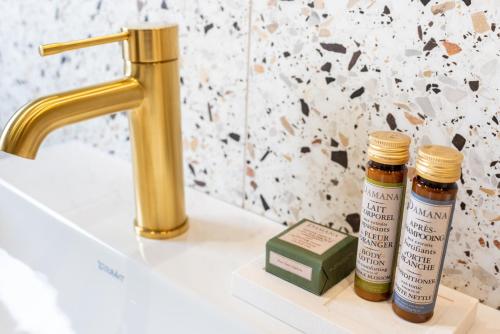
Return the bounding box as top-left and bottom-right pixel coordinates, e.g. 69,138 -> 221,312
0,0 -> 498,308
179,1 -> 249,204
244,0 -> 499,308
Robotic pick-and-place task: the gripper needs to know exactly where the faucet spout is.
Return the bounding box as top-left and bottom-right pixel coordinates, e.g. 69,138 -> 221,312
0,78 -> 143,159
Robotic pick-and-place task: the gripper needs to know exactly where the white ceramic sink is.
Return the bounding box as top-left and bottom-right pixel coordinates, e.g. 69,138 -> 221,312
0,142 -> 298,334
0,179 -> 229,333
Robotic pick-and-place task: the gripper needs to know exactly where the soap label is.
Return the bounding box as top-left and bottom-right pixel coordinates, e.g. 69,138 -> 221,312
355,178 -> 404,291
279,220 -> 346,255
269,251 -> 313,281
393,193 -> 454,314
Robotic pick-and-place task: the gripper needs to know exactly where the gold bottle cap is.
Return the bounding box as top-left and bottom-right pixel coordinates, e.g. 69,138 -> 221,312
416,145 -> 463,183
367,131 -> 411,165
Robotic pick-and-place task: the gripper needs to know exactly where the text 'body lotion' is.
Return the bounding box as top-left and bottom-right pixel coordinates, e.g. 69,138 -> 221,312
354,131 -> 411,301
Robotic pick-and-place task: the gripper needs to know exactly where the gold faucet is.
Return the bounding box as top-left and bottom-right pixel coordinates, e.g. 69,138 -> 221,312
0,25 -> 188,239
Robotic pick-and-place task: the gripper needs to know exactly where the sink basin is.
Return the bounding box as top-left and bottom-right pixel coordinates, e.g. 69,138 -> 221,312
0,142 -> 297,334
0,179 -> 223,333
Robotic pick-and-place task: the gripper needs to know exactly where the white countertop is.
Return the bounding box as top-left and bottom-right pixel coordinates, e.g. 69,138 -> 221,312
0,142 -> 497,333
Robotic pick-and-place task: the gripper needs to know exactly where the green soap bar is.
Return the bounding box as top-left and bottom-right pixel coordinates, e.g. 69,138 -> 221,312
265,219 -> 358,295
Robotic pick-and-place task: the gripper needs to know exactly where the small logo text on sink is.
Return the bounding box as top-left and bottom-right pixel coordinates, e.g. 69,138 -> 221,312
97,260 -> 125,282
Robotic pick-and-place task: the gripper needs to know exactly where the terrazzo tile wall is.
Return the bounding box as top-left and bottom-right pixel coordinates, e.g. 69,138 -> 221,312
245,0 -> 500,309
0,0 -> 498,308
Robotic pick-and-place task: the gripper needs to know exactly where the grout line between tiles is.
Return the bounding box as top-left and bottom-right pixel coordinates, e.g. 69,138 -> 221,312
240,0 -> 254,209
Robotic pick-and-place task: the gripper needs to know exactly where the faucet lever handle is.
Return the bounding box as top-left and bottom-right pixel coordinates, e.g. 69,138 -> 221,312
39,31 -> 129,56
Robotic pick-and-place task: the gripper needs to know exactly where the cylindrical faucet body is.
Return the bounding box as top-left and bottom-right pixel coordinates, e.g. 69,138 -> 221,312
126,25 -> 188,239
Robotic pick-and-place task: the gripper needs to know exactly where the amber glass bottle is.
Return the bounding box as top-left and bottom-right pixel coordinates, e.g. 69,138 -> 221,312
354,131 -> 411,301
392,145 -> 463,323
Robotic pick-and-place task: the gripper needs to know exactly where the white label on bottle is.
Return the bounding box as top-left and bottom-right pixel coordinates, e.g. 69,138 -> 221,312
269,251 -> 313,280
393,193 -> 454,314
279,220 -> 346,255
356,178 -> 404,284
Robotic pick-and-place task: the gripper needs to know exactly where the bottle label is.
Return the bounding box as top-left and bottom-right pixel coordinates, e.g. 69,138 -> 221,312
393,192 -> 455,314
355,178 -> 404,293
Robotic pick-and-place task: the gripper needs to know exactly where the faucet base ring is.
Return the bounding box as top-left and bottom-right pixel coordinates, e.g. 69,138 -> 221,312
134,218 -> 189,240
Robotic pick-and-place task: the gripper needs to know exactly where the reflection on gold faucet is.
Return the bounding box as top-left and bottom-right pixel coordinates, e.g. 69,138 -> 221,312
0,25 -> 188,239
